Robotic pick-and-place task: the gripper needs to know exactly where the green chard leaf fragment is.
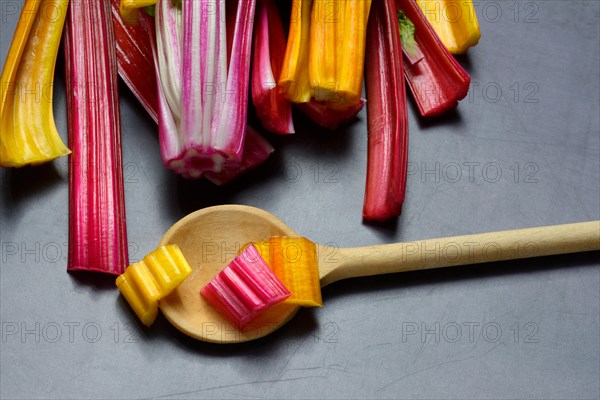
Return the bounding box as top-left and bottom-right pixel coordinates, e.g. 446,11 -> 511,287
397,10 -> 423,65
144,5 -> 155,17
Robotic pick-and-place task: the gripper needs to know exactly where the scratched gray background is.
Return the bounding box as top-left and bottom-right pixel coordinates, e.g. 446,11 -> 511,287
1,0 -> 599,399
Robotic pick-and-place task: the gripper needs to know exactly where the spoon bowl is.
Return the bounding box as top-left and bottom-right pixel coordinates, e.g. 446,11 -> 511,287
158,205 -> 303,343
159,205 -> 600,344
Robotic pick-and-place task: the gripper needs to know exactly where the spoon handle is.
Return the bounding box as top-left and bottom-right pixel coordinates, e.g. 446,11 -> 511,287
319,221 -> 600,286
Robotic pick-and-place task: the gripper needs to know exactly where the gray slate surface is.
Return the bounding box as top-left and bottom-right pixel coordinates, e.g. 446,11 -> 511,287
1,1 -> 599,399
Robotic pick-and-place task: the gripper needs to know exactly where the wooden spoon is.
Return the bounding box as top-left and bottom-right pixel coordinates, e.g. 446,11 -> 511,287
158,205 -> 600,344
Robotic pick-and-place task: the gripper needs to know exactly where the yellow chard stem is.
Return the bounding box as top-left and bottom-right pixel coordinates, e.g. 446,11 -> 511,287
335,0 -> 347,91
280,0 -> 371,108
279,0 -> 313,103
418,0 -> 481,54
0,0 -> 40,119
309,0 -> 338,102
119,0 -> 157,24
0,0 -> 71,168
337,0 -> 371,105
120,0 -> 156,8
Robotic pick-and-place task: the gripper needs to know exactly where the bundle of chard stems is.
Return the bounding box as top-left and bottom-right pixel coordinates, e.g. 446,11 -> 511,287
0,0 -> 479,274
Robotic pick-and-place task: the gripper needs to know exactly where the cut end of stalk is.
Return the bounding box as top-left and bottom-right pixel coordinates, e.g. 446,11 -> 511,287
0,139 -> 71,168
296,98 -> 366,130
279,81 -> 313,104
200,244 -> 291,329
166,148 -> 228,179
417,0 -> 481,55
205,127 -> 274,185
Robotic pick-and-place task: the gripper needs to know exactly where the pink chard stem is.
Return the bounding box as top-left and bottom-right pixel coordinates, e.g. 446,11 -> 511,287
152,0 -> 262,180
65,0 -> 129,275
111,0 -> 159,122
398,0 -> 471,117
251,0 -> 295,134
363,0 -> 409,221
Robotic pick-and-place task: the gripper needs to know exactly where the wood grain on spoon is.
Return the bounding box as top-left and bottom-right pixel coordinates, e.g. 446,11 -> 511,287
158,205 -> 600,344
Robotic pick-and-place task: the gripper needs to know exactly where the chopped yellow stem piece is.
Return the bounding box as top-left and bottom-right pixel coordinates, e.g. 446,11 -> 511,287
116,262 -> 161,326
279,0 -> 313,103
116,244 -> 192,326
143,244 -> 192,294
418,0 -> 481,54
0,0 -> 71,167
253,237 -> 322,307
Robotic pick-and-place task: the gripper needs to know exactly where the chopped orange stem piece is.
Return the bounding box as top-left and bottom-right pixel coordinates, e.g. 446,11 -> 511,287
253,237 -> 322,307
